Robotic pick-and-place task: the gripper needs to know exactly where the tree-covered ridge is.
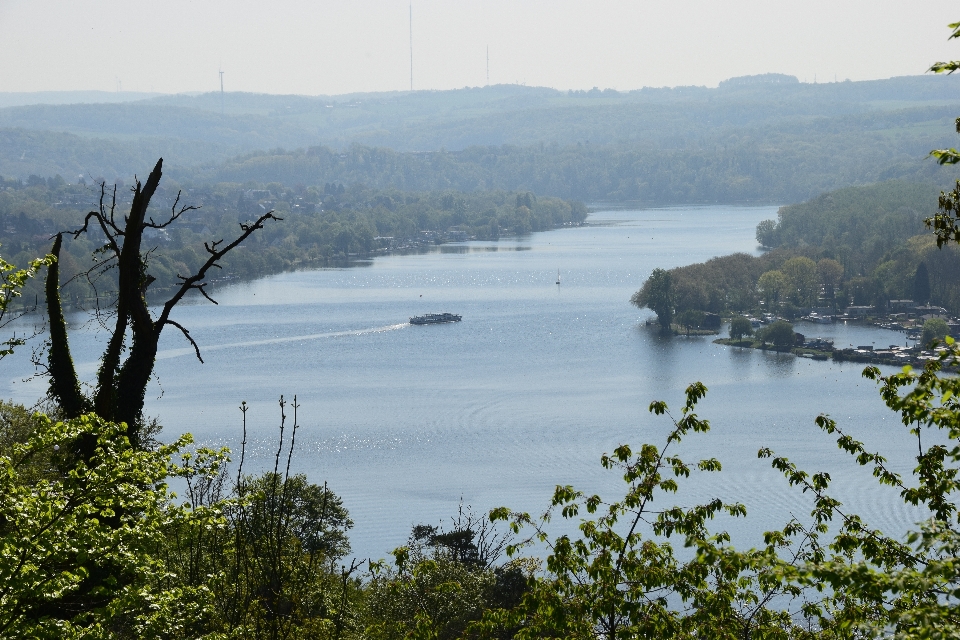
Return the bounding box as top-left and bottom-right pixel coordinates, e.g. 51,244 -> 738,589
6,74 -> 960,153
181,117 -> 954,206
4,75 -> 960,206
0,174 -> 585,307
3,108 -> 957,206
755,180 -> 960,312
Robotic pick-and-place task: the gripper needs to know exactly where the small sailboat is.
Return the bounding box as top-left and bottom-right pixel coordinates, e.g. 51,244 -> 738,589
556,269 -> 561,285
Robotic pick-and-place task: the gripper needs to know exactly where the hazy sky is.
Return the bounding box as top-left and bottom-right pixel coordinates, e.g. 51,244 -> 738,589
1,0 -> 959,96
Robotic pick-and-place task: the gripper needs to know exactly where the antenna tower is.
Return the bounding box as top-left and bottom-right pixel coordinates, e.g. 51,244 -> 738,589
486,46 -> 489,84
219,68 -> 224,115
409,3 -> 413,91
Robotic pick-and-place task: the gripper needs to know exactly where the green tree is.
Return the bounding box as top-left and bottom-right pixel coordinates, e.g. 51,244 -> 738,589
366,509 -> 523,640
781,256 -> 819,307
631,268 -> 673,331
927,22 -> 960,245
921,317 -> 950,346
759,320 -> 796,351
0,245 -> 53,359
817,258 -> 844,301
729,316 -> 753,343
754,343 -> 960,637
846,274 -> 878,306
178,398 -> 362,640
366,551 -> 497,640
212,472 -> 359,639
755,218 -> 779,248
478,384 -> 805,640
676,309 -> 705,336
757,269 -> 789,309
913,260 -> 931,303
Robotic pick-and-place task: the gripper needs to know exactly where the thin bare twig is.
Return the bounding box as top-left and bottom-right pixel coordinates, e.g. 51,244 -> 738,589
164,319 -> 204,363
145,189 -> 199,229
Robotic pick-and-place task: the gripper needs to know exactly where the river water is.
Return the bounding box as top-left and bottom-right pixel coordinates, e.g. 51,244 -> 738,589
2,206 -> 930,560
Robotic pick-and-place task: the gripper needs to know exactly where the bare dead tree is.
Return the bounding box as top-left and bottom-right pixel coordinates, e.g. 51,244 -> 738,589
45,158 -> 280,442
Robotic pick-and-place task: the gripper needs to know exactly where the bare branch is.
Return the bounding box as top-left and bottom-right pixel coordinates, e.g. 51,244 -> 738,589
164,318 -> 204,363
156,212 -> 280,328
196,283 -> 219,305
145,189 -> 200,229
108,182 -> 121,229
68,182 -> 124,257
204,239 -> 224,255
69,211 -> 100,238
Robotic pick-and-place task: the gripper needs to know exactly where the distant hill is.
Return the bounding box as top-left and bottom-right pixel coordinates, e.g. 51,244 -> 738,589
2,75 -> 960,205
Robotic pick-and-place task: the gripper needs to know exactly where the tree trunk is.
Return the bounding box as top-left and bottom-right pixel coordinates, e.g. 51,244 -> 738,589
44,158 -> 277,443
45,233 -> 88,419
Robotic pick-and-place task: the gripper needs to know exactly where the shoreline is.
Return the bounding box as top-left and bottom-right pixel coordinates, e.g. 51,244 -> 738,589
713,336 -> 950,369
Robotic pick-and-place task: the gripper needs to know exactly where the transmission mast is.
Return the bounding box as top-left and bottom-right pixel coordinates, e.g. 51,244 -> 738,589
409,3 -> 414,91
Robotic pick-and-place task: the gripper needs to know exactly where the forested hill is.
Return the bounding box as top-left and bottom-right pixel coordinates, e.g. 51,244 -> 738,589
2,74 -> 960,205
4,110 -> 956,206
182,118 -> 953,205
6,74 -> 960,152
757,181 -> 935,265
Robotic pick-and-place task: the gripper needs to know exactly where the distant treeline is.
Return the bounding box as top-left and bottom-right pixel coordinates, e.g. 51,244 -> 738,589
634,181 -> 960,317
0,175 -> 585,306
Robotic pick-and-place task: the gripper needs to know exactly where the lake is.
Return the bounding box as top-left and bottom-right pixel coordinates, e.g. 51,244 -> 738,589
2,206 -> 928,560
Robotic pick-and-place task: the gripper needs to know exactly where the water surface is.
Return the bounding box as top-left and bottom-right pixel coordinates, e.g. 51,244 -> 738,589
3,206 -> 925,559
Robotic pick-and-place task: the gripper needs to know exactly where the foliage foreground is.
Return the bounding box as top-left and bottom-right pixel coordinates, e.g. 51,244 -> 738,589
9,352 -> 960,638
0,412 -> 220,638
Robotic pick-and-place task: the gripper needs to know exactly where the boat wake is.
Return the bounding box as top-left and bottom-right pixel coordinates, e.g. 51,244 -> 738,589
156,323 -> 409,360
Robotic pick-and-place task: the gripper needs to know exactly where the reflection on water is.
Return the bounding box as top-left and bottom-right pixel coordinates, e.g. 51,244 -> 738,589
759,350 -> 798,378
389,243 -> 532,258
436,244 -> 531,254
1,205 -> 927,560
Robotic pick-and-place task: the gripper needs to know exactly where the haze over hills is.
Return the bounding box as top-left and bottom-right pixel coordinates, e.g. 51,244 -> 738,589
0,91 -> 166,109
2,73 -> 960,204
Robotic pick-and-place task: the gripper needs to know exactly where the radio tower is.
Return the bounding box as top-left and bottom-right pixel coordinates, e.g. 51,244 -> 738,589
486,46 -> 489,85
409,2 -> 413,91
219,68 -> 224,115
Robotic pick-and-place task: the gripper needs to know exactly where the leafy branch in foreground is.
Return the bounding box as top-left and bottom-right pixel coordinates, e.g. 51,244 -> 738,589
0,245 -> 54,359
476,383 -> 812,640
0,412 -> 227,638
752,340 -> 960,637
